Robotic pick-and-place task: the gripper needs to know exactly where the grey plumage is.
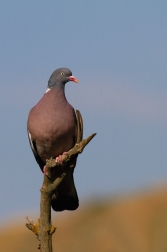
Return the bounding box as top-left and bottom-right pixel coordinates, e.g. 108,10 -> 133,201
27,68 -> 79,211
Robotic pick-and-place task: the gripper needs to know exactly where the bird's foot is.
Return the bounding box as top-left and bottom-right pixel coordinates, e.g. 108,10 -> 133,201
55,152 -> 68,165
43,165 -> 49,177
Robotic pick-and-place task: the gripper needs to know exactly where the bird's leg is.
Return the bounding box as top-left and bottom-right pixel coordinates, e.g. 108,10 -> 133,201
43,165 -> 47,174
43,153 -> 69,176
43,159 -> 50,177
55,152 -> 68,165
43,165 -> 50,177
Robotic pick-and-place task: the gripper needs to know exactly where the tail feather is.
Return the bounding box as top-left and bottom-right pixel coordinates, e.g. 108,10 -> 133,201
51,169 -> 79,211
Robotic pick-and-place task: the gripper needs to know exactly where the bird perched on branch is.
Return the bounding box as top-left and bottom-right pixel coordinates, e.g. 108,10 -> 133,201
27,68 -> 79,211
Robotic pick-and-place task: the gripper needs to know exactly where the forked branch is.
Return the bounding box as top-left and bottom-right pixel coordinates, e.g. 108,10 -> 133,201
26,110 -> 96,252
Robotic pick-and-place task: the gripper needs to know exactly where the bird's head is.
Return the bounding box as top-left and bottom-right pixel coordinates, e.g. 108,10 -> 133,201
47,68 -> 78,91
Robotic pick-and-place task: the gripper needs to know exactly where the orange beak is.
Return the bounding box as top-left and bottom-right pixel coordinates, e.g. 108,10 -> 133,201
68,76 -> 78,83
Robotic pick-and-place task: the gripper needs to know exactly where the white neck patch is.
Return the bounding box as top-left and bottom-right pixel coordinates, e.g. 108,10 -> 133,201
45,88 -> 51,93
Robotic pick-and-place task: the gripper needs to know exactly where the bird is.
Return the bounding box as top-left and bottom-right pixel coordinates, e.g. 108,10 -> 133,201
27,68 -> 79,211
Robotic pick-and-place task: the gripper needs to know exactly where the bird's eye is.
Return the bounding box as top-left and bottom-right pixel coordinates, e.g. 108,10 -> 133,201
60,72 -> 65,76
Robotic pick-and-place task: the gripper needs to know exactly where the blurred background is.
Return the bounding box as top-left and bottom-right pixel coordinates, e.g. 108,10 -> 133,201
0,1 -> 167,251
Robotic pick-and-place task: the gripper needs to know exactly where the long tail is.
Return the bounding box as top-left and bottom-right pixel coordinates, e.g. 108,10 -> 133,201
51,168 -> 79,211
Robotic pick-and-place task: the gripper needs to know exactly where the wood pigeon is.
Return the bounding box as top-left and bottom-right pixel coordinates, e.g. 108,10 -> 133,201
27,68 -> 79,211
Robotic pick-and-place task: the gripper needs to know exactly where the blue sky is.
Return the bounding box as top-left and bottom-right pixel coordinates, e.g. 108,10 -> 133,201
0,1 -> 167,223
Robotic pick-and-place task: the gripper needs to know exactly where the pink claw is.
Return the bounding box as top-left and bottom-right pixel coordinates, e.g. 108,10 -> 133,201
55,155 -> 63,165
55,152 -> 68,165
43,165 -> 48,176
